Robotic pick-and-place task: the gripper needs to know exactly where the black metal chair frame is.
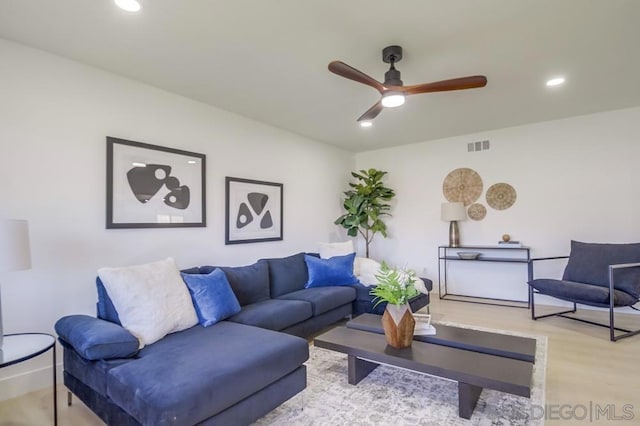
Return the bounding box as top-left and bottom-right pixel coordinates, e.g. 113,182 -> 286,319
528,256 -> 640,342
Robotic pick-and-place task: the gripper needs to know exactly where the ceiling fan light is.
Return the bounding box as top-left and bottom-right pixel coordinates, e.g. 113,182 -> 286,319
359,121 -> 373,128
115,0 -> 142,12
546,77 -> 565,87
381,92 -> 405,108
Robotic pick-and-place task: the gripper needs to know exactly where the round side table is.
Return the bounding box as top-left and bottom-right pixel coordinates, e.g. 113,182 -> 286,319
1,333 -> 57,425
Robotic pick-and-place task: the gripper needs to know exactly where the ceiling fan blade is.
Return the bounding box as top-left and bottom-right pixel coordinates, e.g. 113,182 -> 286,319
401,75 -> 487,95
357,101 -> 384,122
329,61 -> 385,93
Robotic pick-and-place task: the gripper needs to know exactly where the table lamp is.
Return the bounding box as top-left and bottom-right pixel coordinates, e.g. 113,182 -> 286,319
441,202 -> 466,247
0,220 -> 32,348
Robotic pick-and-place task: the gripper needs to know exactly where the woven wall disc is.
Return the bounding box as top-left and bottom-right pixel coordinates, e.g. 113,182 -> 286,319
467,203 -> 487,221
486,183 -> 517,210
442,168 -> 483,206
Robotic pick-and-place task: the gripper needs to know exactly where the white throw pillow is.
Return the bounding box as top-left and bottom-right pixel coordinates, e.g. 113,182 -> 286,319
355,257 -> 382,286
319,241 -> 354,260
413,277 -> 429,295
98,258 -> 198,348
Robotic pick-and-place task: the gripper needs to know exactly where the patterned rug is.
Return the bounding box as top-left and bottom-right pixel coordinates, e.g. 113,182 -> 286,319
254,323 -> 547,426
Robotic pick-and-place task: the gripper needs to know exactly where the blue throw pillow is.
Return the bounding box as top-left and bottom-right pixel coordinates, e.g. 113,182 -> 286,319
304,253 -> 359,288
181,269 -> 242,327
55,315 -> 139,360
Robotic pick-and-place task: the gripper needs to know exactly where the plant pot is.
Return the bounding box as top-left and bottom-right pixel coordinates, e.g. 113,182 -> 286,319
381,303 -> 415,349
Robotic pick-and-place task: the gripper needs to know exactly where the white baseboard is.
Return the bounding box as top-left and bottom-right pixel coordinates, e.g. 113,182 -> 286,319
0,362 -> 63,402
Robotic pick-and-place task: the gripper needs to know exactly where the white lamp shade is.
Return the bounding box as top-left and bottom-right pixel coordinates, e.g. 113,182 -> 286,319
441,202 -> 466,221
0,220 -> 32,272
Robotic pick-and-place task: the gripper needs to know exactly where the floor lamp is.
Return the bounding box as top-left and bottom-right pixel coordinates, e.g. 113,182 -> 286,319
0,220 -> 32,349
441,202 -> 466,247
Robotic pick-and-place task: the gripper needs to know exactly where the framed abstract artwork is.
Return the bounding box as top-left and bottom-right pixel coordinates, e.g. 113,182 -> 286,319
106,137 -> 206,228
225,177 -> 283,244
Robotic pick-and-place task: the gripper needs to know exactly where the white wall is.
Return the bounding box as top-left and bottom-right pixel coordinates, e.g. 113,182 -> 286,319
0,39 -> 353,399
355,107 -> 640,304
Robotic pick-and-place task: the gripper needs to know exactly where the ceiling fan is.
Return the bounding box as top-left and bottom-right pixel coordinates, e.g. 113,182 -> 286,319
328,45 -> 487,124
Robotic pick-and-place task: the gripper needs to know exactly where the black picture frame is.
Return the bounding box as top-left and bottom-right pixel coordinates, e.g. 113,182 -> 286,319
106,137 -> 206,229
225,177 -> 283,244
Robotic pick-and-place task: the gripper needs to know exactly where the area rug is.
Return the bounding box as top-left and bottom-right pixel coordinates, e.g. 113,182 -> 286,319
254,323 -> 547,426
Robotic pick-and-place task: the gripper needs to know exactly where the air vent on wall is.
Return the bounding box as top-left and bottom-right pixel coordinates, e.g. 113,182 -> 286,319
467,140 -> 490,152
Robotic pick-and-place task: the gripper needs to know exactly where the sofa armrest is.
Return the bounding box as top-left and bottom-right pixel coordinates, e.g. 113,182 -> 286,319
55,315 -> 139,361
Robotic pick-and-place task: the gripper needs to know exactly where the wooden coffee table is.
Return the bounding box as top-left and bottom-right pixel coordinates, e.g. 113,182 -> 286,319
314,314 -> 535,419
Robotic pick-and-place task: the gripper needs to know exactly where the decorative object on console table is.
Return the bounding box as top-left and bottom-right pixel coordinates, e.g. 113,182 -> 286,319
370,262 -> 419,348
441,202 -> 466,247
0,219 -> 32,348
500,234 -> 523,247
106,137 -> 206,229
225,177 -> 283,244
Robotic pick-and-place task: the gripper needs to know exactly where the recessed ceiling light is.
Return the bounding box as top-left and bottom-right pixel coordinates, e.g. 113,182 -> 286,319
359,121 -> 373,128
132,162 -> 146,167
115,0 -> 141,12
546,77 -> 565,87
187,160 -> 197,164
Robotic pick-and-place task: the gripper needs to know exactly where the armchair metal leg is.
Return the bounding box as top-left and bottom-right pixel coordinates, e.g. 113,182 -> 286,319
530,288 -> 576,320
530,286 -> 640,341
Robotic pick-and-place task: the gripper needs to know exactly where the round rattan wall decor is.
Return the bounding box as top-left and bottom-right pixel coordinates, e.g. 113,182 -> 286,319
486,183 -> 517,210
442,168 -> 483,206
467,203 -> 487,221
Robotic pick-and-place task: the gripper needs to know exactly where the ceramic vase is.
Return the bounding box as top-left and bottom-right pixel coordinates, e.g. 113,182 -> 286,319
382,303 -> 415,349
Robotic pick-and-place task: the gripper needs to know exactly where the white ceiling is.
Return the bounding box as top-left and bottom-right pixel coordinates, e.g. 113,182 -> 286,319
1,1 -> 639,152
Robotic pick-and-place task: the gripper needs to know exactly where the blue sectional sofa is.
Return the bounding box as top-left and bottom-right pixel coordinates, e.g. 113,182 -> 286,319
55,252 -> 430,425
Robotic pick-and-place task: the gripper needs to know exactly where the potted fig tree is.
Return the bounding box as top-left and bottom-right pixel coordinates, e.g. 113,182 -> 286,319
334,168 -> 395,258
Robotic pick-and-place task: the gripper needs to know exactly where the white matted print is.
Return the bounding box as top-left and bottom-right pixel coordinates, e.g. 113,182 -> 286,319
107,137 -> 206,228
225,177 -> 283,244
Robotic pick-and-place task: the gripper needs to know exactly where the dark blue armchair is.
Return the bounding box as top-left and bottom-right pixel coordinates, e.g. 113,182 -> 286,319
528,240 -> 640,341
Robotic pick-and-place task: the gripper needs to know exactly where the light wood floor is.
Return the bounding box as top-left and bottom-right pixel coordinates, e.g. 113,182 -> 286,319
1,298 -> 639,425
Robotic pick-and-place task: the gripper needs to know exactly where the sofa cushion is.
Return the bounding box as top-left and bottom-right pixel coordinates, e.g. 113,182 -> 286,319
181,269 -> 241,327
220,261 -> 270,306
226,299 -> 312,331
107,322 -> 309,426
529,278 -> 638,307
563,240 -> 640,298
55,315 -> 139,360
97,258 -> 198,347
304,253 -> 359,288
260,253 -> 309,298
277,286 -> 356,316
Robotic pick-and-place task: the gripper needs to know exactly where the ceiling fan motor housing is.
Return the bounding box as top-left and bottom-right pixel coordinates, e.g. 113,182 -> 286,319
382,45 -> 402,64
382,45 -> 403,86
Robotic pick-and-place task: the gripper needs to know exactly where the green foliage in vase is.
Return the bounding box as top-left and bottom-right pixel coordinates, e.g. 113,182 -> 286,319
370,262 -> 419,307
334,168 -> 395,258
